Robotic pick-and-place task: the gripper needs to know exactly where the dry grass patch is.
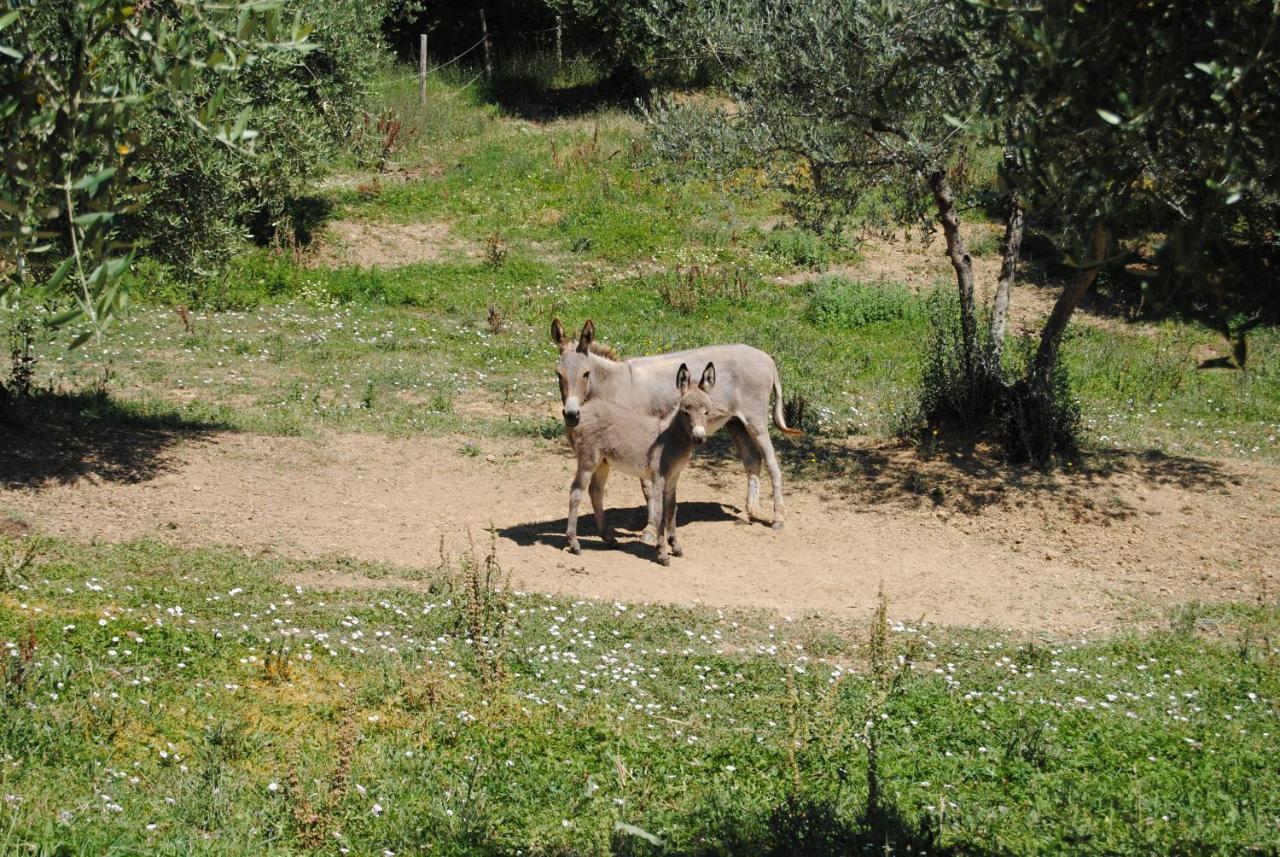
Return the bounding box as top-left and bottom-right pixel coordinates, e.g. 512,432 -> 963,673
306,220 -> 476,269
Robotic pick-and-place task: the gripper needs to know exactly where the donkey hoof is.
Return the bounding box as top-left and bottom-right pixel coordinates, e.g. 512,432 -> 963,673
669,544 -> 684,558
602,533 -> 618,547
771,520 -> 785,531
568,542 -> 582,555
657,554 -> 671,567
640,529 -> 658,547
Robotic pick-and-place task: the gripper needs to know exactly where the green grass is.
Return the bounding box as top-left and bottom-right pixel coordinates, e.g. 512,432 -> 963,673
1,537 -> 1277,854
803,277 -> 924,329
34,262 -> 1280,455
333,72 -> 785,273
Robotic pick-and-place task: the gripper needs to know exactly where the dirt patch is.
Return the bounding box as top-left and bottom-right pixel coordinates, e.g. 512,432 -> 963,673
0,514 -> 30,538
307,219 -> 474,269
3,431 -> 1275,635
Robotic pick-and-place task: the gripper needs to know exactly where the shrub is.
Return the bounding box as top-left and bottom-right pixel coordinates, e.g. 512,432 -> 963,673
999,339 -> 1082,467
125,0 -> 393,276
763,227 -> 829,269
641,98 -> 757,180
915,289 -> 999,431
803,277 -> 921,329
913,292 -> 1081,465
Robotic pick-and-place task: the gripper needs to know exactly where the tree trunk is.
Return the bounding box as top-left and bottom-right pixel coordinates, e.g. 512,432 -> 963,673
989,198 -> 1024,364
989,151 -> 1024,365
927,170 -> 977,372
1033,221 -> 1110,384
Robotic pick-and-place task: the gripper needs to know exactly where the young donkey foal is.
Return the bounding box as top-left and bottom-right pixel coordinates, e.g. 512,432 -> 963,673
565,363 -> 717,565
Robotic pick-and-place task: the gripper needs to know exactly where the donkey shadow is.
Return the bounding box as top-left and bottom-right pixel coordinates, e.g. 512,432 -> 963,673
498,501 -> 742,560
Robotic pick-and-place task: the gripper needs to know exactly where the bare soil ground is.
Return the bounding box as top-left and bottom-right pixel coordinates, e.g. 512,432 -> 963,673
306,219 -> 474,269
3,429 -> 1275,635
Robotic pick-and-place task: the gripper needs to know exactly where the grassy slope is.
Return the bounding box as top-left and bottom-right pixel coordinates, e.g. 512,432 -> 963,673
2,538 -> 1278,855
24,71 -> 1280,460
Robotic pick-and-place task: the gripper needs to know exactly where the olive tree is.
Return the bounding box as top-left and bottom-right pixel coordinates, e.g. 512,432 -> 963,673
647,0 -> 1022,423
0,0 -> 312,377
975,0 -> 1280,375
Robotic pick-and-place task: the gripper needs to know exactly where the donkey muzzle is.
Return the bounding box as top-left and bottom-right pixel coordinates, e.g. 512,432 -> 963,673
691,426 -> 706,445
562,407 -> 580,427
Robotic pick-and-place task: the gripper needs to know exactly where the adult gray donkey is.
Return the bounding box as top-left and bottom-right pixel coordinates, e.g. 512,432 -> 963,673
552,318 -> 801,530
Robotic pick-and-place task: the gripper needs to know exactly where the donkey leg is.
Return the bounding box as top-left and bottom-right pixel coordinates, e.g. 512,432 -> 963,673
746,418 -> 786,530
589,462 -> 616,546
664,483 -> 683,558
567,467 -> 594,554
727,418 -> 762,519
639,475 -> 657,543
645,474 -> 666,555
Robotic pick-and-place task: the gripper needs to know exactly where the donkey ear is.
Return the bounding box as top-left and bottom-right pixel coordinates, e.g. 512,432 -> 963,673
576,319 -> 595,354
699,362 -> 716,391
551,318 -> 567,349
676,363 -> 691,395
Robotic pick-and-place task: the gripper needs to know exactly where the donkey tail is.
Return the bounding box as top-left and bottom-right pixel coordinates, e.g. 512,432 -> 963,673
772,367 -> 804,437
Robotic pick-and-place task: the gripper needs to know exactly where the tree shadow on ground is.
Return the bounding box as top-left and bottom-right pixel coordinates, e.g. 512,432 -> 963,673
0,389 -> 229,489
696,430 -> 1237,521
246,194 -> 334,249
480,64 -> 649,121
498,500 -> 741,561
612,793 -> 992,857
1012,229 -> 1146,324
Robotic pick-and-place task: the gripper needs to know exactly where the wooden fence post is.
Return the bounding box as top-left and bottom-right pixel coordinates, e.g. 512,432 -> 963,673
555,15 -> 562,69
480,8 -> 493,81
419,33 -> 428,106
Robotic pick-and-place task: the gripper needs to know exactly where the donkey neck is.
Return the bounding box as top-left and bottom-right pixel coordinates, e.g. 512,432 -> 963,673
586,351 -> 633,399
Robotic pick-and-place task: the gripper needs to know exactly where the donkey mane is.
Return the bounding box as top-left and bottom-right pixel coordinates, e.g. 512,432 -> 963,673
572,340 -> 620,362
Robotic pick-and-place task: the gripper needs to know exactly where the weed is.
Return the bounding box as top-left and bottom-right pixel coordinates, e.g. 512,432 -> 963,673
262,634 -> 293,684
484,230 -> 509,268
783,390 -> 811,434
656,265 -> 751,314
458,530 -> 510,690
0,535 -> 42,591
1000,712 -> 1050,769
175,305 -> 195,335
860,588 -> 918,831
486,300 -> 505,334
289,710 -> 360,850
357,107 -> 418,170
915,290 -> 1001,432
428,390 -> 455,414
1,621 -> 36,704
1170,602 -> 1202,638
1000,337 -> 1083,467
966,229 -> 1003,258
